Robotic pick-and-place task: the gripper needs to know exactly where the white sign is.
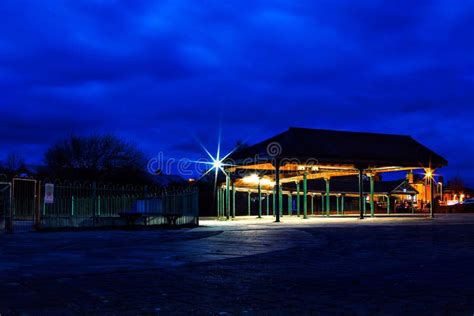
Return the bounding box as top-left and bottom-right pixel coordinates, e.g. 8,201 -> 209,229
44,183 -> 54,204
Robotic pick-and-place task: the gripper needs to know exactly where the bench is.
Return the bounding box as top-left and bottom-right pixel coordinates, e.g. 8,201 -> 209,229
119,212 -> 183,227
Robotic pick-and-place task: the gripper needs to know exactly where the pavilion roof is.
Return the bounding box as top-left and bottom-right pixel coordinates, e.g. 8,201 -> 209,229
229,127 -> 447,169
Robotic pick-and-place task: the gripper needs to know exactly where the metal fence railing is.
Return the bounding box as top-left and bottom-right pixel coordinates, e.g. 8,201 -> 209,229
1,178 -> 199,232
39,181 -> 199,229
0,181 -> 12,232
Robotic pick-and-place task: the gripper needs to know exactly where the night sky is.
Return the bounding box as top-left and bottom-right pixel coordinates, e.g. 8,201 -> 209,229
1,1 -> 473,184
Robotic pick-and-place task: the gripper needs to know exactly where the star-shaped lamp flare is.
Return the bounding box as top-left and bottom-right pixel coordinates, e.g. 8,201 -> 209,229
191,134 -> 241,191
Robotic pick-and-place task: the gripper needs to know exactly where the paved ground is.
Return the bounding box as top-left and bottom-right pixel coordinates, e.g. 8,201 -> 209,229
1,214 -> 474,315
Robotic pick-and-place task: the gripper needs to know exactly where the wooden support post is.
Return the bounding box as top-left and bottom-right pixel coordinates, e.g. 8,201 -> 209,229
311,194 -> 314,215
296,181 -> 301,217
370,175 -> 375,217
325,178 -> 330,216
226,176 -> 230,220
232,181 -> 236,218
336,195 -> 340,215
303,173 -> 308,219
358,168 -> 365,219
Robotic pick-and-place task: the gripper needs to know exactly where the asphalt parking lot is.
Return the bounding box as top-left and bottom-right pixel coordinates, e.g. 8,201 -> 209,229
1,214 -> 474,315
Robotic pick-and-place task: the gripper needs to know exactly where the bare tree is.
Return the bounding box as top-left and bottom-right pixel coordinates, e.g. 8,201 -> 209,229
5,153 -> 26,174
44,134 -> 147,182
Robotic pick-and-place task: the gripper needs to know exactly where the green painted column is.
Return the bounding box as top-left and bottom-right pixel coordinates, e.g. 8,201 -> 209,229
363,195 -> 367,214
370,175 -> 375,217
220,188 -> 224,217
303,173 -> 308,219
387,195 -> 391,214
288,193 -> 292,216
279,187 -> 283,218
226,176 -> 230,220
232,182 -> 236,218
341,194 -> 345,215
311,194 -> 314,215
321,194 -> 325,215
296,182 -> 301,217
258,181 -> 262,218
336,195 -> 340,215
221,188 -> 225,217
71,196 -> 75,216
358,168 -> 365,219
273,188 -> 276,216
274,161 -> 282,223
217,188 -> 221,217
325,178 -> 330,216
266,193 -> 270,216
247,191 -> 251,216
217,187 -> 220,217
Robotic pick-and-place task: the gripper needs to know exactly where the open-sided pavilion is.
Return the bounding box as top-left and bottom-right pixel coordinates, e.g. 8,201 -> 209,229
218,127 -> 448,221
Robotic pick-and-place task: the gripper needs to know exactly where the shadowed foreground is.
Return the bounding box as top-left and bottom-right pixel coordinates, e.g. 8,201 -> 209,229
1,215 -> 474,315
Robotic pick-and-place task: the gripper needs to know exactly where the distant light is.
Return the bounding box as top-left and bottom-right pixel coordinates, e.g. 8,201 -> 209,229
424,169 -> 433,180
243,174 -> 260,184
242,174 -> 275,187
212,159 -> 223,170
260,178 -> 275,187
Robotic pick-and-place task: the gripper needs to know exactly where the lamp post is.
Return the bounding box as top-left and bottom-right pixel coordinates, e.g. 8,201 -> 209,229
430,176 -> 434,219
425,168 -> 435,219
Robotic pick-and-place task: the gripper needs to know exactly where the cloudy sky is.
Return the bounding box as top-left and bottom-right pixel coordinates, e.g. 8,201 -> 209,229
1,0 -> 473,183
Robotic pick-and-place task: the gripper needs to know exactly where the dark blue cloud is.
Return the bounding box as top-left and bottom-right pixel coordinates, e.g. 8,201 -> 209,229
0,0 -> 473,184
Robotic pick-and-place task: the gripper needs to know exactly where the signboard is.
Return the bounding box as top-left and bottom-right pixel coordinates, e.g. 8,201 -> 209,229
44,183 -> 54,204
